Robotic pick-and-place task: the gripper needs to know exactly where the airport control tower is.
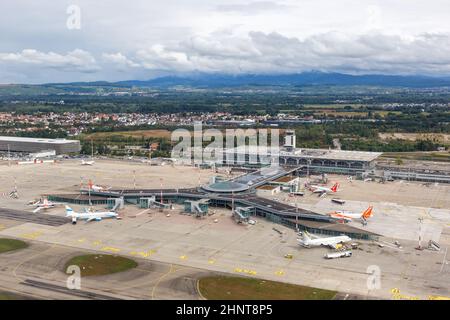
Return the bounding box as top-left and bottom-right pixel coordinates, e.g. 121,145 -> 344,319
284,130 -> 296,151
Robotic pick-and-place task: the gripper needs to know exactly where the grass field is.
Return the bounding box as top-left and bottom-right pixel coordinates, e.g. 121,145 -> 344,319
0,291 -> 29,300
0,238 -> 28,254
303,104 -> 363,109
83,128 -> 285,141
64,254 -> 138,277
379,132 -> 450,144
382,151 -> 450,162
84,129 -> 172,140
313,111 -> 368,117
198,276 -> 337,300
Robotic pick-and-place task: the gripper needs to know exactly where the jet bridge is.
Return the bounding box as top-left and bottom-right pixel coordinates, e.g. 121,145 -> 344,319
233,206 -> 255,223
184,199 -> 209,217
139,196 -> 171,209
107,197 -> 124,210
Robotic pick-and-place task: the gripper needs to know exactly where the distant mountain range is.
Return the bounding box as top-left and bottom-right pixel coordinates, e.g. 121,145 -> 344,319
104,72 -> 450,88
20,72 -> 450,89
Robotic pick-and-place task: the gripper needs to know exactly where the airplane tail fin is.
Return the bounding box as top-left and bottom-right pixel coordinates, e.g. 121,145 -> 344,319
331,183 -> 339,193
362,206 -> 373,219
302,231 -> 311,241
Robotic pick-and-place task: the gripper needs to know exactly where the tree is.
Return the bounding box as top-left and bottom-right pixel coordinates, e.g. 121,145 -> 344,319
395,157 -> 404,166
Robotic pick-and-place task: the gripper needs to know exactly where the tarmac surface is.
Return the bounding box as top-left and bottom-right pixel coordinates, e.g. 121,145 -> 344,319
0,208 -> 70,226
0,159 -> 449,300
0,241 -> 209,300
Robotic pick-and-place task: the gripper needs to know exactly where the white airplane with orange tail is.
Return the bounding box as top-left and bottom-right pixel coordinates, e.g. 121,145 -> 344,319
81,160 -> 95,166
84,180 -> 112,192
309,182 -> 339,197
329,206 -> 374,224
29,198 -> 62,213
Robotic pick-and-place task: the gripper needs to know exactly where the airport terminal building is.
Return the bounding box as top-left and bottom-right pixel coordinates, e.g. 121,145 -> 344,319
203,130 -> 382,175
216,145 -> 382,175
0,136 -> 81,155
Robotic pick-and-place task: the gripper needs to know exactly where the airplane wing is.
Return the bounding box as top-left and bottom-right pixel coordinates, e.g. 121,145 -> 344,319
327,242 -> 346,250
32,207 -> 42,213
329,215 -> 352,223
327,243 -> 340,249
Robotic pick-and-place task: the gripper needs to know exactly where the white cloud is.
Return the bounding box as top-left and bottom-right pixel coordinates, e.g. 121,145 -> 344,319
131,31 -> 450,75
136,45 -> 192,72
216,1 -> 291,15
3,1 -> 450,82
3,31 -> 450,81
102,52 -> 139,69
0,49 -> 99,72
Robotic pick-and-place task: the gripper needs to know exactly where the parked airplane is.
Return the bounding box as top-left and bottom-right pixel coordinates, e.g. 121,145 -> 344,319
65,205 -> 120,224
297,231 -> 351,249
81,160 -> 95,166
86,180 -> 111,192
309,182 -> 339,197
328,206 -> 374,224
90,184 -> 112,192
8,188 -> 18,199
29,198 -> 62,213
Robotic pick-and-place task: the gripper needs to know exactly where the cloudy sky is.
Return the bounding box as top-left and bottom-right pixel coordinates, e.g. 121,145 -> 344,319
1,0 -> 450,83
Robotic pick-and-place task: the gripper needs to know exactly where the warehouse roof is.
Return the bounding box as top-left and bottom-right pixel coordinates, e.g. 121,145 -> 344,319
0,136 -> 79,144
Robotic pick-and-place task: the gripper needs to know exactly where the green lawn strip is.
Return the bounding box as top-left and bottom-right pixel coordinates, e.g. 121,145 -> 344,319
0,238 -> 28,254
0,291 -> 31,300
198,276 -> 336,300
64,254 -> 138,277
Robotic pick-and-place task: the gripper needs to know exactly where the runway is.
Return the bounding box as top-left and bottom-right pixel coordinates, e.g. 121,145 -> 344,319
0,208 -> 70,226
21,279 -> 123,300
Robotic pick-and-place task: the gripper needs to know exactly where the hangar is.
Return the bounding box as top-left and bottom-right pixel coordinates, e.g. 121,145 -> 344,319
0,136 -> 81,155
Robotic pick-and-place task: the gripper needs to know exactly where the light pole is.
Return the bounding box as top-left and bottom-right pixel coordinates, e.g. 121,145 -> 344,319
416,217 -> 424,250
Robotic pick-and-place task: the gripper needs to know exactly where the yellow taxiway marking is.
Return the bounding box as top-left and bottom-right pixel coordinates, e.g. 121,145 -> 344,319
92,240 -> 102,246
390,288 -> 419,300
428,295 -> 450,300
77,238 -> 86,243
130,250 -> 156,258
234,268 -> 257,276
21,231 -> 43,240
275,270 -> 285,276
151,264 -> 174,300
101,246 -> 121,253
208,259 -> 215,264
179,255 -> 188,260
391,288 -> 450,300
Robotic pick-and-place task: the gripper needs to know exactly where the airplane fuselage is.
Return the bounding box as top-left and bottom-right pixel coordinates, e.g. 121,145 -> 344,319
298,235 -> 351,248
65,206 -> 119,224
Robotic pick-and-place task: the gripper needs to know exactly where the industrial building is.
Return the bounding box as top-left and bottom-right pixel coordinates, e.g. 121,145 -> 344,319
0,136 -> 81,155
